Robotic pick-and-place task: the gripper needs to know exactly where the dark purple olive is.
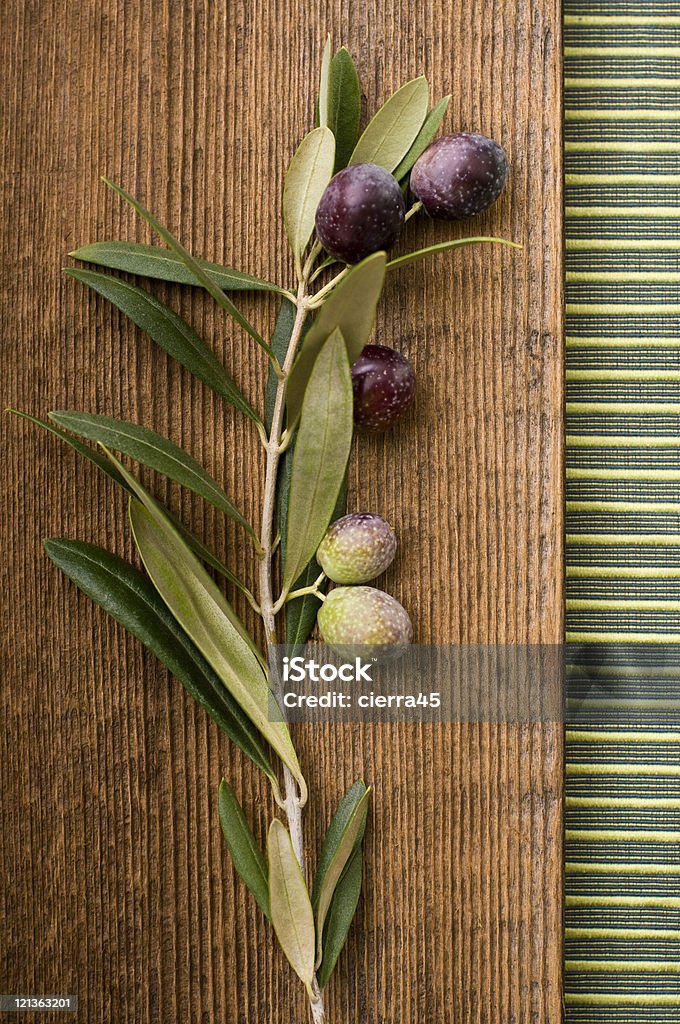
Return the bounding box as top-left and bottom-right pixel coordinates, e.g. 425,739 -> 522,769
315,163 -> 406,264
410,133 -> 508,220
351,344 -> 415,432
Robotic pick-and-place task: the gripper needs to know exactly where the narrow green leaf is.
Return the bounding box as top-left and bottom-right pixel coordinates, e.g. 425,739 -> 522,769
49,410 -> 257,541
102,179 -> 275,359
169,527 -> 246,594
8,409 -> 241,588
69,241 -> 284,293
43,539 -> 276,784
312,781 -> 368,906
9,408 -> 129,486
283,128 -> 335,273
267,819 -> 316,988
282,464 -> 347,653
218,780 -> 270,919
65,268 -> 260,423
316,842 -> 364,989
96,449 -> 302,800
393,95 -> 451,181
282,329 -> 353,594
349,76 -> 429,172
318,35 -> 332,128
386,236 -> 522,272
124,491 -> 306,802
314,787 -> 370,967
327,48 -> 362,171
286,251 -> 386,428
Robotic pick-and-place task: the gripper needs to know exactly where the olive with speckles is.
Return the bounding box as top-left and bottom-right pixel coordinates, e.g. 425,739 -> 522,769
317,586 -> 413,656
410,133 -> 508,220
351,344 -> 415,432
317,513 -> 396,584
315,163 -> 406,264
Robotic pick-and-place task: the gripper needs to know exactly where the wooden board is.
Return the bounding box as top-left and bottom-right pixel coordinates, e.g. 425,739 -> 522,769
0,2 -> 564,1021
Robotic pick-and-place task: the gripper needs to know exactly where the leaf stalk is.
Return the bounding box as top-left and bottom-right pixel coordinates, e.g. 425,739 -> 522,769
308,266 -> 350,308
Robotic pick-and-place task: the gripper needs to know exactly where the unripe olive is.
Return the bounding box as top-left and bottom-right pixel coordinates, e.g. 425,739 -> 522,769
351,344 -> 416,432
317,586 -> 413,655
317,513 -> 396,584
315,163 -> 406,264
410,133 -> 508,220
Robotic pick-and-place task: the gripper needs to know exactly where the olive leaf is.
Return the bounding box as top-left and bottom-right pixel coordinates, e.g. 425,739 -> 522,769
126,492 -> 306,802
44,539 -> 276,787
311,781 -> 368,905
312,783 -> 370,966
69,241 -> 284,293
279,451 -> 347,653
393,95 -> 451,181
101,451 -> 305,802
49,410 -> 258,544
102,179 -> 275,359
317,34 -> 333,128
326,47 -> 362,171
8,410 -> 242,588
282,329 -> 353,596
267,819 -> 316,990
219,780 -> 270,919
286,251 -> 386,428
386,235 -> 522,271
317,842 -> 364,989
349,76 -> 429,172
283,127 -> 336,274
285,510 -> 346,652
64,268 -> 261,424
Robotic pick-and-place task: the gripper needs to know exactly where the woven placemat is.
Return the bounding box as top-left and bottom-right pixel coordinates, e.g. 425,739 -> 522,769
564,2 -> 680,1020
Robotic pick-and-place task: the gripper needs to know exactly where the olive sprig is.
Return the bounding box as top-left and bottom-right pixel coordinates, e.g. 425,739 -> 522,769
12,36 -> 518,1022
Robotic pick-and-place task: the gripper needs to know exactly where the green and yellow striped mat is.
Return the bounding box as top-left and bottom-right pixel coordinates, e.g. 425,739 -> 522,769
565,1 -> 680,1019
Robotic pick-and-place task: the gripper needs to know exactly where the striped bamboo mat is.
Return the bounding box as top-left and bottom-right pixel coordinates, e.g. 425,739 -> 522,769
564,1 -> 680,1020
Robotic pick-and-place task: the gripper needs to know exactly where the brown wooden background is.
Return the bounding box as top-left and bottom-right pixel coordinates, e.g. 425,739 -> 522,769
1,2 -> 564,1021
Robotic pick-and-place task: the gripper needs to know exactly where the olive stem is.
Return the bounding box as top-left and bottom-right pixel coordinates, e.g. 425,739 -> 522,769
257,271 -> 326,1024
309,255 -> 336,284
308,265 -> 349,307
277,575 -> 327,608
404,200 -> 423,222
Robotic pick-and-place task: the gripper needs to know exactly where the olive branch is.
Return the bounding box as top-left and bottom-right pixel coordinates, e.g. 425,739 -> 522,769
11,38 -> 518,1022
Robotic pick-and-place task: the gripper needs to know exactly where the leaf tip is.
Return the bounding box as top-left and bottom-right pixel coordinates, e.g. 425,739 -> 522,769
42,537 -> 63,559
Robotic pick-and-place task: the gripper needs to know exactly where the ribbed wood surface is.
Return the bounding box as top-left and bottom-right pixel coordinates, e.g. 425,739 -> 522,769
0,2 -> 564,1022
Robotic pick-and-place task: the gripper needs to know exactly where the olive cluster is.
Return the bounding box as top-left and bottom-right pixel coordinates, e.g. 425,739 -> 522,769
315,512 -> 411,653
314,132 -> 508,649
318,132 -> 507,435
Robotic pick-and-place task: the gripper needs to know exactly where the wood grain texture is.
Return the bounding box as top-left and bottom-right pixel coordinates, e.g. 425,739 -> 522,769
0,2 -> 564,1022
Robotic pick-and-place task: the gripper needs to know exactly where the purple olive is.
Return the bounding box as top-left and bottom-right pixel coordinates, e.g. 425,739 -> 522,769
410,133 -> 508,220
315,163 -> 406,264
351,344 -> 415,432
317,513 -> 397,584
